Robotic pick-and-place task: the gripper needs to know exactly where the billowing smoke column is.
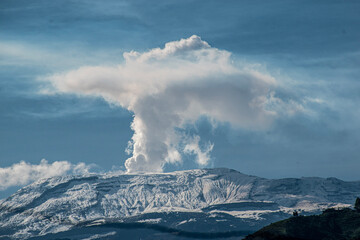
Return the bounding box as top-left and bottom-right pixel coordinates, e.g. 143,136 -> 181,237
49,35 -> 277,172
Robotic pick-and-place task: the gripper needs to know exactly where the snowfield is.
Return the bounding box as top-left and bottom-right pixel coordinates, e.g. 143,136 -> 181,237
0,168 -> 359,239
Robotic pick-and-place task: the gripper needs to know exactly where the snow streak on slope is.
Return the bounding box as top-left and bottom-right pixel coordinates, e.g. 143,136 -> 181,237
0,168 -> 359,239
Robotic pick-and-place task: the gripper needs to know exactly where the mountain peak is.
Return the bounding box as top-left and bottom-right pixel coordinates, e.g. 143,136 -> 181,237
1,168 -> 360,239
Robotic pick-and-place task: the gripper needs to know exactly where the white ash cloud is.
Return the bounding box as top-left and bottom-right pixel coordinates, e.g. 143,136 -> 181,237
0,159 -> 92,190
184,135 -> 214,166
47,35 -> 282,172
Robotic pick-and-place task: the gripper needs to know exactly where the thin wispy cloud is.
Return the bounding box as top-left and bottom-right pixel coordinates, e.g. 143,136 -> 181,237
0,41 -> 124,70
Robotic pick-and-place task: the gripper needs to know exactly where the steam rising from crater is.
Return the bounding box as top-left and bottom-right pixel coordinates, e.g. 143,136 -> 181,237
48,35 -> 278,172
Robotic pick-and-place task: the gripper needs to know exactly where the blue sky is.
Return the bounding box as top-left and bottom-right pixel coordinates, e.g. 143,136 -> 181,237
1,0 -> 360,198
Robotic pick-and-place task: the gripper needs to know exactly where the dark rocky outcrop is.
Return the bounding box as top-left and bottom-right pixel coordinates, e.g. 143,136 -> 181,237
355,197 -> 360,211
245,205 -> 360,240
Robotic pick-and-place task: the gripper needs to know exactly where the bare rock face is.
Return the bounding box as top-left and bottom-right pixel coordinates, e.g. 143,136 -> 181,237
0,168 -> 360,239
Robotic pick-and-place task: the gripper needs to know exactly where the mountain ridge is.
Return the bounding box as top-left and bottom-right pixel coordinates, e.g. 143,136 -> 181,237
1,168 -> 359,239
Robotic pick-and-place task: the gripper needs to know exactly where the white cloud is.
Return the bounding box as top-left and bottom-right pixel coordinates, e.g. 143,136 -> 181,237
46,35 -> 282,173
0,159 -> 92,190
184,135 -> 214,166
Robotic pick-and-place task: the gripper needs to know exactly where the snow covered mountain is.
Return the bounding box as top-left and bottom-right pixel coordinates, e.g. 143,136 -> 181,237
0,168 -> 359,239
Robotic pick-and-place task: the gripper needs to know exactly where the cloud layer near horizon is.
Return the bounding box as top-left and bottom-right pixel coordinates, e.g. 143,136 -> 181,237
47,35 -> 287,172
0,159 -> 91,190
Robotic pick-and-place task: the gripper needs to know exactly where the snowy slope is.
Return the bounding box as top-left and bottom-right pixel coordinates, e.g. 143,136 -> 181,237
0,168 -> 359,239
